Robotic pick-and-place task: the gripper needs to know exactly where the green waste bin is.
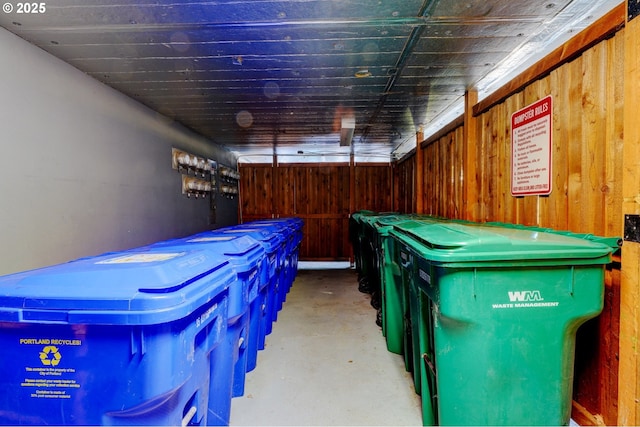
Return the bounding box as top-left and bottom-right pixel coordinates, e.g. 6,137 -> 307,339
390,216 -> 454,393
349,210 -> 377,291
401,234 -> 422,393
374,214 -> 448,380
390,220 -> 617,426
349,211 -> 374,274
371,215 -> 412,354
373,215 -> 442,360
360,214 -> 384,303
360,213 -> 397,313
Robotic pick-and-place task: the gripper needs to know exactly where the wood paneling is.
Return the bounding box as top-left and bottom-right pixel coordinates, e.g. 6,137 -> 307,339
621,6 -> 640,424
393,157 -> 415,213
467,34 -> 624,236
240,162 -> 391,261
354,164 -> 393,213
416,131 -> 425,214
239,164 -> 273,220
411,25 -> 625,426
422,128 -> 464,219
463,91 -> 479,222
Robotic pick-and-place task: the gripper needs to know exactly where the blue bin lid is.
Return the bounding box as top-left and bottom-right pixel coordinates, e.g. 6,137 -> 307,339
236,222 -> 295,251
147,234 -> 265,274
234,222 -> 288,235
212,227 -> 284,255
248,222 -> 292,236
0,248 -> 236,325
242,219 -> 300,234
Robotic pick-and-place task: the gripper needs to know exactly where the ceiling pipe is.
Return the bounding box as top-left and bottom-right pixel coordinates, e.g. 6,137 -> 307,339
359,0 -> 438,143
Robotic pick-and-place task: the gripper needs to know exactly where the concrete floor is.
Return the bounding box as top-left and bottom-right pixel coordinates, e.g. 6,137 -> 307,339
229,267 -> 422,426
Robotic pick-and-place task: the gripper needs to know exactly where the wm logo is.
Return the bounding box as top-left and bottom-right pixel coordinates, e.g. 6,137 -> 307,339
508,290 -> 543,302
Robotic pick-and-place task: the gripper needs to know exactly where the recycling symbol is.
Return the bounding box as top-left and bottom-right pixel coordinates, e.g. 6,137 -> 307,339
39,346 -> 62,366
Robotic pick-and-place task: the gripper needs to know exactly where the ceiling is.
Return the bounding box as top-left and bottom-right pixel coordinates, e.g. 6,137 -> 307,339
0,0 -> 620,162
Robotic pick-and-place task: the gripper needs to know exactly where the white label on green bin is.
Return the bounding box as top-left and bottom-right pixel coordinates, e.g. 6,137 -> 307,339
492,290 -> 559,309
418,269 -> 431,284
19,338 -> 83,399
96,252 -> 185,264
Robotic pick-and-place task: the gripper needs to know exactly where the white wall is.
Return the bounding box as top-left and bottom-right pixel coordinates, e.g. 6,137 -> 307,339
0,28 -> 239,275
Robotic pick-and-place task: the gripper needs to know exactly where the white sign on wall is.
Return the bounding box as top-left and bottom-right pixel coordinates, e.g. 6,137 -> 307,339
511,95 -> 553,196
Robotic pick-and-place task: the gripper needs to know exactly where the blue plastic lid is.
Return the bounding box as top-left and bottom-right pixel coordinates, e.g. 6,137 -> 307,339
235,223 -> 295,251
153,233 -> 264,257
146,234 -> 265,274
237,220 -> 292,233
264,217 -> 304,237
0,248 -> 236,325
214,227 -> 284,255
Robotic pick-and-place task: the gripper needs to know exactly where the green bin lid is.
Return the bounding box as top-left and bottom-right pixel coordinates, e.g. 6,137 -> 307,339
391,220 -> 615,265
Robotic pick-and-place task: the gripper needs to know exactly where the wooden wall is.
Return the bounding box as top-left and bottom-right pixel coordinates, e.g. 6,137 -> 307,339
239,162 -> 392,260
465,41 -> 623,234
620,4 -> 640,423
354,163 -> 394,212
421,125 -> 466,219
411,7 -> 625,425
393,154 -> 415,214
238,164 -> 273,220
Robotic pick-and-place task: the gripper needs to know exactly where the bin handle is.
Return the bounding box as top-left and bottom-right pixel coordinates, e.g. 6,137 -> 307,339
400,255 -> 412,269
181,406 -> 197,427
422,353 -> 436,375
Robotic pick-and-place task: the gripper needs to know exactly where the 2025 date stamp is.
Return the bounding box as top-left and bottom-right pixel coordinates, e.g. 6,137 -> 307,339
3,3 -> 47,14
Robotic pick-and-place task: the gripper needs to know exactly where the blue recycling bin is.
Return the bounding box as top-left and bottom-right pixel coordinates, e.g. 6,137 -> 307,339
0,248 -> 236,426
234,221 -> 293,304
215,227 -> 285,334
149,233 -> 267,384
241,218 -> 304,295
285,218 -> 304,284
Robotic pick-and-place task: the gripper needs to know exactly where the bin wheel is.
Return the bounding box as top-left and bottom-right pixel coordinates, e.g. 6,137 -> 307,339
358,280 -> 371,294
